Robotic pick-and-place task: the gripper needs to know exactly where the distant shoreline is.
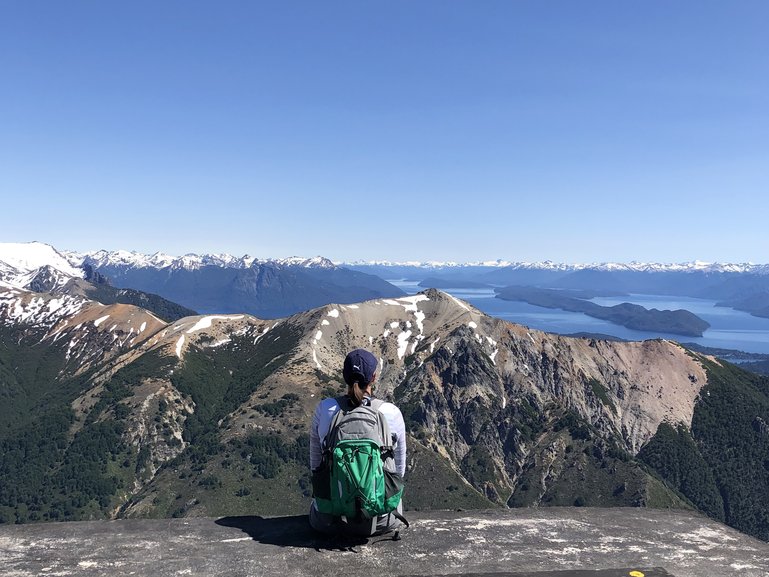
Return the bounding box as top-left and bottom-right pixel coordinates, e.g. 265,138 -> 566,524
496,286 -> 711,337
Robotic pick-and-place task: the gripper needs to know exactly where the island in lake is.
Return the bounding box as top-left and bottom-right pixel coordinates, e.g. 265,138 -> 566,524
496,286 -> 711,337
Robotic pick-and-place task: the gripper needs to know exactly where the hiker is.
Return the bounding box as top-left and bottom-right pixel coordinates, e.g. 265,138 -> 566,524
309,348 -> 407,536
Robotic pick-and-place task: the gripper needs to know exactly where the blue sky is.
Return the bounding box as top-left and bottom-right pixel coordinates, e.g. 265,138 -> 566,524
2,1 -> 768,263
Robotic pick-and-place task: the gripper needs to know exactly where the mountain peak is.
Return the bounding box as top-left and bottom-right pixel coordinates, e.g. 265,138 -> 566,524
0,241 -> 84,278
275,256 -> 336,269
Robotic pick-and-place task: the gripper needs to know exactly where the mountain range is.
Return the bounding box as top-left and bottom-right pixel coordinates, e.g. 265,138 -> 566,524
348,260 -> 769,320
68,248 -> 405,319
1,242 -> 768,542
9,241 -> 767,321
344,259 -> 769,274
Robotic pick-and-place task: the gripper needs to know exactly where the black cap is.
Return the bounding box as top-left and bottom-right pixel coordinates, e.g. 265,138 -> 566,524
343,348 -> 378,386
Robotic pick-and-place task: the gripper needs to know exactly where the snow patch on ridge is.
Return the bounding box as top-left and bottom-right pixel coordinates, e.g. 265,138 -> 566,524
396,294 -> 430,312
487,336 -> 499,365
253,325 -> 270,345
0,292 -> 88,334
94,315 -> 110,327
397,330 -> 413,360
187,315 -> 244,334
414,311 -> 426,333
448,294 -> 470,311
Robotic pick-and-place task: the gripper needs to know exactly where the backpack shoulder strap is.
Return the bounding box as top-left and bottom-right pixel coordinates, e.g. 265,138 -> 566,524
369,398 -> 385,411
369,400 -> 409,530
323,396 -> 350,451
369,398 -> 394,451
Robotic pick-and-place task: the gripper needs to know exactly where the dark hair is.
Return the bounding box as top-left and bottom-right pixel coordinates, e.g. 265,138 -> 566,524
348,379 -> 367,408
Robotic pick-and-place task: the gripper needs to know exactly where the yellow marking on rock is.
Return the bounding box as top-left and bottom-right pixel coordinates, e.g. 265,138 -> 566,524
629,572 -> 645,577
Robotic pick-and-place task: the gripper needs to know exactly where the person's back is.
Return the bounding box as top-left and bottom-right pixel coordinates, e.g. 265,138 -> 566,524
309,349 -> 407,536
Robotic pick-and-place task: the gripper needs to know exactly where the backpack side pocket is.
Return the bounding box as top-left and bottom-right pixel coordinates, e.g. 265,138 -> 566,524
311,454 -> 332,501
383,469 -> 404,511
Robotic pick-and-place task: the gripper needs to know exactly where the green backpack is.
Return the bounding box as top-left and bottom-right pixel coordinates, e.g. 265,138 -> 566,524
313,397 -> 407,526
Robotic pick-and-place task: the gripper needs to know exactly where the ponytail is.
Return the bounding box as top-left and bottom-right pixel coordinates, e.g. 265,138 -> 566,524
348,381 -> 366,408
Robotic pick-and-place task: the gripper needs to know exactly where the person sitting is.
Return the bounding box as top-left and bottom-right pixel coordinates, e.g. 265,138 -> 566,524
309,348 -> 407,536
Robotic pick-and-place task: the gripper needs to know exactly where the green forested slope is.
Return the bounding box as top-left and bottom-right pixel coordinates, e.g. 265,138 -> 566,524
640,357 -> 769,540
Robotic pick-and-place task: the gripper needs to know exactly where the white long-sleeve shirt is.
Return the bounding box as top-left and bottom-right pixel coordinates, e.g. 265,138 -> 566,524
310,396 -> 407,477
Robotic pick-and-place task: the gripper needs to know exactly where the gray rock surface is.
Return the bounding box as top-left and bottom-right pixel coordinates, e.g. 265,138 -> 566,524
1,508 -> 767,577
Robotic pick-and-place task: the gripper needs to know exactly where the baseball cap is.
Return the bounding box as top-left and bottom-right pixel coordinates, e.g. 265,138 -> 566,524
343,348 -> 378,386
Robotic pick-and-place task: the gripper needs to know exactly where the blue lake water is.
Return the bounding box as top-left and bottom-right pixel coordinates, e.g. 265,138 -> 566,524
389,280 -> 769,354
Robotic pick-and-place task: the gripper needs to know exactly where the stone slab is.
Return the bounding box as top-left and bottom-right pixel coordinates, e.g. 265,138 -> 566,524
1,508 -> 767,577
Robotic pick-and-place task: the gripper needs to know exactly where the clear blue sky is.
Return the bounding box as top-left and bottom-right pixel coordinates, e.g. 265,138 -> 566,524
2,1 -> 767,263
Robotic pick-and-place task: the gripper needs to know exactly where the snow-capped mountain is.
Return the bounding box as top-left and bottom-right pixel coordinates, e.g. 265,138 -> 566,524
57,247 -> 402,318
0,242 -> 84,276
66,249 -> 336,272
345,258 -> 769,320
4,242 -> 769,321
5,242 -> 766,279
0,242 -> 84,290
0,282 -> 167,378
0,243 -> 402,319
342,259 -> 769,275
0,243 -> 199,327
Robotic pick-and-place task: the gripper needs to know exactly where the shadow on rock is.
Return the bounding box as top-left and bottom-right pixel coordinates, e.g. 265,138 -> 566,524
215,515 -> 375,552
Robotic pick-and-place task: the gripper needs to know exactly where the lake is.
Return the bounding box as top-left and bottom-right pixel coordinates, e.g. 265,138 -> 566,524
389,280 -> 769,355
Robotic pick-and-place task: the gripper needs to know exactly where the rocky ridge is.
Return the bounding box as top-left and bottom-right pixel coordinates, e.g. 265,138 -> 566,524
102,289 -> 714,516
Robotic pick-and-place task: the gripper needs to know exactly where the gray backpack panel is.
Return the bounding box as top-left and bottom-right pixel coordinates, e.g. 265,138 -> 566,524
325,396 -> 397,473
